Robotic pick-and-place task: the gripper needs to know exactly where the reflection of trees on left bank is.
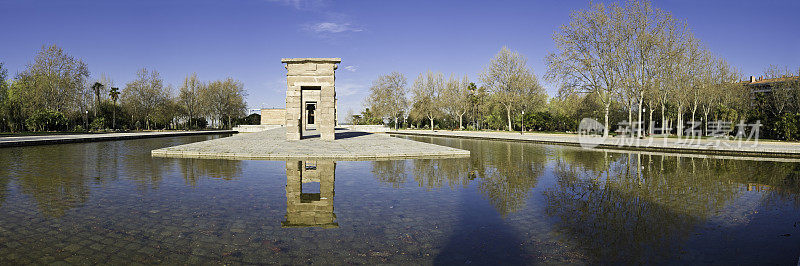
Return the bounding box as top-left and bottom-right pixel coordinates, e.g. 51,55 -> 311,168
0,135 -> 225,217
376,137 -> 547,216
119,135 -> 229,190
2,144 -> 101,217
177,158 -> 243,186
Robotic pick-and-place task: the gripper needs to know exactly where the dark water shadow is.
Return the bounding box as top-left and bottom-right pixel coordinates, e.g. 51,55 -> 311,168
543,154 -> 742,264
433,188 -> 528,265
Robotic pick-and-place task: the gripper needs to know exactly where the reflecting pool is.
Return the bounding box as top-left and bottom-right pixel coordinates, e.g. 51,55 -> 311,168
1,134 -> 799,264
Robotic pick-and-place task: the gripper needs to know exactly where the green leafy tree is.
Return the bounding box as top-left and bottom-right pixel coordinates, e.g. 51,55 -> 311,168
25,109 -> 68,131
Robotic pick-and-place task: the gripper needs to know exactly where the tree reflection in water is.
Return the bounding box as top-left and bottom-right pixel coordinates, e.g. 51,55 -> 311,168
178,158 -> 243,186
371,160 -> 408,188
542,150 -> 800,263
394,136 -> 800,263
378,136 -> 547,216
0,135 -> 224,217
412,158 -> 472,189
4,144 -> 97,217
473,140 -> 545,217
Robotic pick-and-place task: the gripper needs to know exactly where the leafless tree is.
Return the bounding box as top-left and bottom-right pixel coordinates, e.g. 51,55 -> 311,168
441,74 -> 471,129
410,71 -> 444,130
121,68 -> 168,130
366,71 -> 408,130
179,73 -> 203,128
546,3 -> 626,137
200,77 -> 247,129
482,46 -> 545,131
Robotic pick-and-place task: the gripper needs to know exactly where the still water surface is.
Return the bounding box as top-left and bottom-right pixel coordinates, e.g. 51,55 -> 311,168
1,134 -> 799,264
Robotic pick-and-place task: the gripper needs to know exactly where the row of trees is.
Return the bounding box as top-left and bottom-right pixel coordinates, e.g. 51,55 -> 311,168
364,46 -> 548,132
0,44 -> 250,132
545,0 -> 746,138
362,0 -> 799,140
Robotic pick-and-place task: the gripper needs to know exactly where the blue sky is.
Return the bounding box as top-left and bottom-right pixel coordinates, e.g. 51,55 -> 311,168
1,0 -> 798,118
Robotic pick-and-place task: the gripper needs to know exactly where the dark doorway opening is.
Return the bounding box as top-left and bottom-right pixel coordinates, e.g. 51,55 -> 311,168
306,102 -> 316,125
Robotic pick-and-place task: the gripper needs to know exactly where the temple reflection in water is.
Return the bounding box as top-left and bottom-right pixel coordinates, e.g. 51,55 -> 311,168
282,160 -> 338,228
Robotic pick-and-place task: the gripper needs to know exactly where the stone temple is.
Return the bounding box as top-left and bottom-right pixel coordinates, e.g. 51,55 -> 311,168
282,58 -> 340,141
151,57 -> 470,160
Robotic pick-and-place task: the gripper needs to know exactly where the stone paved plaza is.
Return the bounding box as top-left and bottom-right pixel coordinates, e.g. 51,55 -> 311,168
151,128 -> 470,160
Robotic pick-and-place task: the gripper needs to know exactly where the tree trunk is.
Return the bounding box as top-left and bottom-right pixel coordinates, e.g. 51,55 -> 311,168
677,107 -> 684,137
94,94 -> 99,118
604,103 -> 611,137
112,106 -> 116,130
661,103 -> 666,136
506,105 -> 512,131
458,114 -> 463,130
648,104 -> 654,136
628,101 -> 633,137
637,96 -> 644,138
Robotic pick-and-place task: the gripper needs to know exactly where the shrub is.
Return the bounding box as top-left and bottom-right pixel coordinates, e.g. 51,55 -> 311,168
25,110 -> 68,131
775,113 -> 800,141
90,117 -> 107,131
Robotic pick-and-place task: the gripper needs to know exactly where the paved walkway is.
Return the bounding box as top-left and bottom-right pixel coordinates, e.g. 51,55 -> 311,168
151,128 -> 470,160
0,130 -> 235,148
390,130 -> 800,158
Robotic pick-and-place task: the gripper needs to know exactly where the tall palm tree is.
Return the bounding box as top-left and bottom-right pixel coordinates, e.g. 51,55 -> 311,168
109,87 -> 120,130
91,82 -> 104,118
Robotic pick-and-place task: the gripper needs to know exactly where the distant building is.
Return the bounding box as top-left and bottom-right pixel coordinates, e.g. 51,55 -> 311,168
744,75 -> 799,93
247,108 -> 262,115
261,108 -> 286,126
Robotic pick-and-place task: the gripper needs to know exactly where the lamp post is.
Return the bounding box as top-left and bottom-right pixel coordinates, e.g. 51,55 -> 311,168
521,110 -> 525,135
642,107 -> 648,136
